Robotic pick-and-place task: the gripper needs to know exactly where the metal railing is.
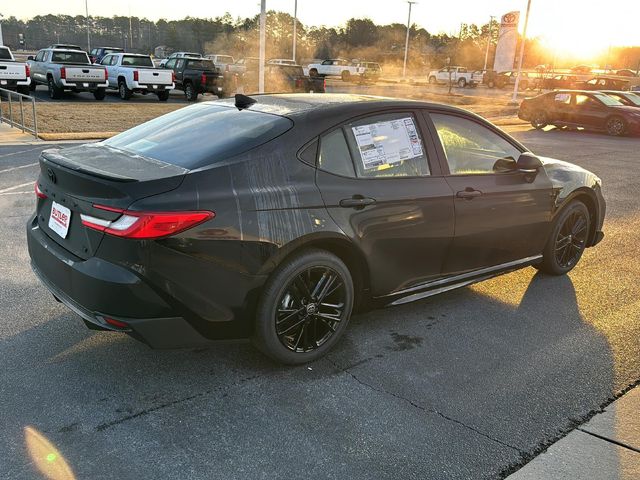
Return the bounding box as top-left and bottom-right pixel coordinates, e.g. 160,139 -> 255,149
0,87 -> 38,138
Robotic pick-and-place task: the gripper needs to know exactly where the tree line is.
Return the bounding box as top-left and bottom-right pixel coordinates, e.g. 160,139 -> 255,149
1,13 -> 638,71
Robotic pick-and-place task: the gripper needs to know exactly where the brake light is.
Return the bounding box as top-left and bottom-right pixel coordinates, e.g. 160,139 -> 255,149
104,68 -> 108,81
35,182 -> 47,199
104,317 -> 129,329
81,208 -> 214,239
60,67 -> 66,79
201,72 -> 207,84
25,64 -> 30,77
171,71 -> 176,83
323,79 -> 326,89
133,70 -> 139,82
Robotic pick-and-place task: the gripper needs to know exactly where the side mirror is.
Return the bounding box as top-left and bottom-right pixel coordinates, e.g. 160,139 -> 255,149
517,153 -> 543,173
27,56 -> 34,61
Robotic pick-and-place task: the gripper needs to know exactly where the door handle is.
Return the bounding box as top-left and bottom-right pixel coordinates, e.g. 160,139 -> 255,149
339,196 -> 376,209
456,188 -> 482,199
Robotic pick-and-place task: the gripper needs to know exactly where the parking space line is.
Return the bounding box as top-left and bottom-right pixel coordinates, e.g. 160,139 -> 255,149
0,163 -> 38,174
0,181 -> 34,194
0,191 -> 31,196
0,146 -> 46,159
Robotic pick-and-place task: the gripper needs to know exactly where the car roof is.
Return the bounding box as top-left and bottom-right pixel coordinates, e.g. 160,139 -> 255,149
49,48 -> 89,53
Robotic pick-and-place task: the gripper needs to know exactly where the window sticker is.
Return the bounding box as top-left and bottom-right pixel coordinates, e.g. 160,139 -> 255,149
352,117 -> 424,170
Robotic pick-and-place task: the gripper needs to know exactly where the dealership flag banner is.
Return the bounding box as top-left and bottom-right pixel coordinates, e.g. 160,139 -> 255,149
493,11 -> 520,73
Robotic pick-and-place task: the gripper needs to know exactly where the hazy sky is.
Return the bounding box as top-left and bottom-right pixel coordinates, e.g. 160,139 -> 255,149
2,0 -> 639,49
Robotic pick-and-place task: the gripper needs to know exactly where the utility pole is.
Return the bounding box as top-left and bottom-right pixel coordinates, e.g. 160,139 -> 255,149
85,0 -> 91,51
511,0 -> 532,104
483,15 -> 495,71
292,0 -> 297,62
402,1 -> 417,78
0,14 -> 4,47
259,0 -> 266,93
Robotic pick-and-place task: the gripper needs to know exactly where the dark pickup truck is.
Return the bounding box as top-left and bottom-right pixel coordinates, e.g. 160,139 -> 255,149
163,57 -> 224,101
244,64 -> 325,94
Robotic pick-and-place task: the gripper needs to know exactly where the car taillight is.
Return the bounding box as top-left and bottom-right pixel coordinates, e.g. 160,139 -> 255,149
133,70 -> 139,82
323,79 -> 326,89
35,182 -> 47,199
60,67 -> 66,79
104,68 -> 108,81
171,71 -> 176,83
81,207 -> 214,239
296,78 -> 303,87
25,64 -> 30,77
201,72 -> 207,84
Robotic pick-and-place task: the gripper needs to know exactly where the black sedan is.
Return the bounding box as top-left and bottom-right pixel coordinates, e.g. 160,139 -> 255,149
28,94 -> 606,364
519,90 -> 640,136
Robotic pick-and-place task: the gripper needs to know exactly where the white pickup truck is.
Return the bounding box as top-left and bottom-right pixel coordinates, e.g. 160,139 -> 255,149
0,46 -> 32,95
307,59 -> 365,82
101,53 -> 174,101
427,66 -> 480,88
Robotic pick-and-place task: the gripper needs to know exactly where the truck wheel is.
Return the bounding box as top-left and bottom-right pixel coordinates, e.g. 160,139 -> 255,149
457,78 -> 467,88
118,81 -> 133,100
530,110 -> 548,130
428,76 -> 437,85
47,78 -> 63,99
184,83 -> 198,102
29,82 -> 37,92
341,71 -> 351,82
157,91 -> 170,102
487,80 -> 496,88
93,88 -> 106,101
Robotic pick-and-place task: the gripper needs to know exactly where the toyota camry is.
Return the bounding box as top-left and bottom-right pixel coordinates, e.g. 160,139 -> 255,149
28,94 -> 606,364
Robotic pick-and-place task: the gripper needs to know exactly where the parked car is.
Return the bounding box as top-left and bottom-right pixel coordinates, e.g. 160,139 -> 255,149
164,57 -> 224,101
600,90 -> 640,108
28,93 -> 605,364
578,76 -> 630,91
204,54 -> 236,71
89,46 -> 124,64
518,90 -> 640,136
158,51 -> 202,67
27,48 -> 108,100
495,71 -> 536,90
268,59 -> 297,66
0,46 -> 32,95
229,57 -> 260,75
101,53 -> 174,101
353,61 -> 383,82
542,74 -> 580,90
427,66 -> 478,88
244,64 -> 325,93
307,59 -> 365,82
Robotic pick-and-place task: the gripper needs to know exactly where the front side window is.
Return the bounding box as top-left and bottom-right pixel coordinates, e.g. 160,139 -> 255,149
175,59 -> 185,70
431,113 -> 522,175
344,113 -> 430,178
165,59 -> 176,69
554,93 -> 571,104
576,94 -> 600,108
35,51 -> 45,62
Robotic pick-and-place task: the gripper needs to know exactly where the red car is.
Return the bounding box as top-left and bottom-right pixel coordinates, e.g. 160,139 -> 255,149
519,90 -> 640,136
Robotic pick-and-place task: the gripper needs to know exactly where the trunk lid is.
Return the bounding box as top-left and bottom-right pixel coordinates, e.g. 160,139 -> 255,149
137,68 -> 173,85
36,143 -> 188,260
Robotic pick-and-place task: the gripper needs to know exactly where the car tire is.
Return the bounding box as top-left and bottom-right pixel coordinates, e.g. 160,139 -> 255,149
487,80 -> 496,88
341,71 -> 351,82
157,91 -> 170,102
428,76 -> 437,85
605,116 -> 627,136
531,110 -> 548,130
536,200 -> 590,276
457,78 -> 467,88
29,82 -> 37,92
184,83 -> 198,102
118,81 -> 133,100
93,88 -> 106,101
47,78 -> 63,99
252,249 -> 354,365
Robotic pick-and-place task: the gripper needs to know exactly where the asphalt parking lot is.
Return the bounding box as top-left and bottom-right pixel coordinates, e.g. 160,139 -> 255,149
1,127 -> 639,479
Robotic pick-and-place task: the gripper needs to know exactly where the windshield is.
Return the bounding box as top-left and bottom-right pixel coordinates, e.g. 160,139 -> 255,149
51,51 -> 90,64
122,55 -> 154,67
103,103 -> 293,169
594,93 -> 624,106
0,48 -> 12,60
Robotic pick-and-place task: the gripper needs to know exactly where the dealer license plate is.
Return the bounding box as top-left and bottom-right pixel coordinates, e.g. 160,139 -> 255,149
48,202 -> 71,239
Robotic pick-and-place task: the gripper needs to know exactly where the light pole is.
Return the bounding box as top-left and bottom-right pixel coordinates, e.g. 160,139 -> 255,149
511,0 -> 532,104
483,15 -> 495,71
292,0 -> 297,62
402,1 -> 417,78
0,14 -> 5,47
259,0 -> 266,93
85,0 -> 91,51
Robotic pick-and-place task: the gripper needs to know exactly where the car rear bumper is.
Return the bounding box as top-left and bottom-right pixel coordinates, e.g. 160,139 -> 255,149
60,79 -> 109,89
27,215 -> 229,348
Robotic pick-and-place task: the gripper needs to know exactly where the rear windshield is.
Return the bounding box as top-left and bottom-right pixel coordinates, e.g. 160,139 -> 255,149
275,66 -> 304,76
186,59 -> 216,71
0,48 -> 11,60
122,55 -> 154,67
103,103 -> 293,169
51,51 -> 90,65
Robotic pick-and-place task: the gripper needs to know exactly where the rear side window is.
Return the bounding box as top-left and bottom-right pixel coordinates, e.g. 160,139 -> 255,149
103,104 -> 293,169
121,55 -> 154,67
318,129 -> 355,177
51,51 -> 90,64
0,48 -> 11,60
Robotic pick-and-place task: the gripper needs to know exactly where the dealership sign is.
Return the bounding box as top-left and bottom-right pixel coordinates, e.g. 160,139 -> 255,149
493,11 -> 520,73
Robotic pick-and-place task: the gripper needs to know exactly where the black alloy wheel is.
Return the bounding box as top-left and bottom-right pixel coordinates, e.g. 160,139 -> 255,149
184,83 -> 197,102
253,250 -> 354,364
606,116 -> 627,136
119,81 -> 132,100
537,201 -> 590,275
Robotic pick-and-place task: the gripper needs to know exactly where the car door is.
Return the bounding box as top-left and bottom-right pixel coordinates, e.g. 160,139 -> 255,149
314,110 -> 455,296
550,92 -> 572,124
424,110 -> 554,275
32,50 -> 47,83
101,55 -> 116,87
573,94 -> 608,130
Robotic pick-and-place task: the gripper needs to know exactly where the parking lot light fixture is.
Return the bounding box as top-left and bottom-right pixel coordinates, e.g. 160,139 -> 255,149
403,1 -> 417,79
85,0 -> 91,51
